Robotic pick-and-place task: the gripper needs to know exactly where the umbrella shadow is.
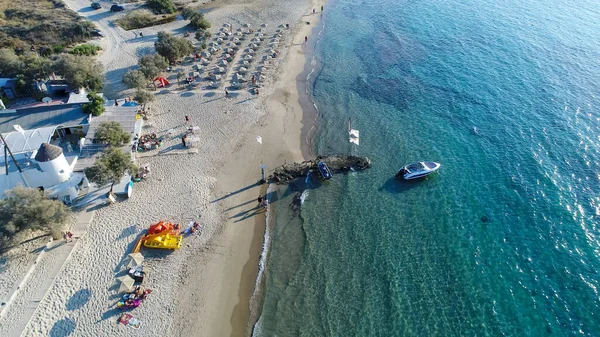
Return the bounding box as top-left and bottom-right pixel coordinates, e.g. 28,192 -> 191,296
66,288 -> 92,311
49,318 -> 76,337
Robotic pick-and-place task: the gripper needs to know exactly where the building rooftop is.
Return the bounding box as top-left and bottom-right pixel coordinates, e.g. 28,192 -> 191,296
35,143 -> 63,162
0,103 -> 89,133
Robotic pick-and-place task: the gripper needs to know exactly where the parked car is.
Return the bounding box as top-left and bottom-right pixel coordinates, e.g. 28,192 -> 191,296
110,4 -> 125,12
91,2 -> 101,9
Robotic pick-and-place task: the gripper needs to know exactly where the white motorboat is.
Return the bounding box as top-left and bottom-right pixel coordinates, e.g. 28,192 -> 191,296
396,162 -> 440,180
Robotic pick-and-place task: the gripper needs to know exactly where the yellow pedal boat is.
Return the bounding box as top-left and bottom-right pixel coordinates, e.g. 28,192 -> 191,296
142,233 -> 182,250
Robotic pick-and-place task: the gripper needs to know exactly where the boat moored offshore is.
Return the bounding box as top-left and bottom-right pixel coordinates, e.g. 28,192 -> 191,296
396,162 -> 440,180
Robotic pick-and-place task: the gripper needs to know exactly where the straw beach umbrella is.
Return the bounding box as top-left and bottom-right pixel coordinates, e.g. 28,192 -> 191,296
127,253 -> 144,268
116,275 -> 135,293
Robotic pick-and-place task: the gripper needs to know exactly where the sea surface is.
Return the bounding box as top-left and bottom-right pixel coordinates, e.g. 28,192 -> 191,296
253,0 -> 600,336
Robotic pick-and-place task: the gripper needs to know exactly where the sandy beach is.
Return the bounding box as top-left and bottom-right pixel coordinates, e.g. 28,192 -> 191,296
0,0 -> 326,336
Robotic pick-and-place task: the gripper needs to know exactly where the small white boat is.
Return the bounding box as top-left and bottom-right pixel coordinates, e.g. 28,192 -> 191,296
396,162 -> 440,180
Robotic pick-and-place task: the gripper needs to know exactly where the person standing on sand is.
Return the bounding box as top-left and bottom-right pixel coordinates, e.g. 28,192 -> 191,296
185,115 -> 190,124
313,8 -> 316,14
321,5 -> 324,11
305,36 -> 308,44
182,136 -> 187,147
257,196 -> 263,207
225,89 -> 229,97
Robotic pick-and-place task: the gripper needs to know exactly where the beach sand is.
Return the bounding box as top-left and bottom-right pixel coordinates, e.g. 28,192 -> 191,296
0,0 -> 327,336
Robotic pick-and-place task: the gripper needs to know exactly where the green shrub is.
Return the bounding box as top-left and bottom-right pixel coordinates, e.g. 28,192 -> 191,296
95,121 -> 131,146
52,54 -> 104,91
123,70 -> 147,89
181,7 -> 196,19
189,13 -> 210,30
134,89 -> 155,104
155,31 -> 193,63
138,54 -> 168,79
82,93 -> 105,116
70,44 -> 101,56
0,186 -> 71,251
116,10 -> 155,30
147,0 -> 176,14
85,148 -> 137,186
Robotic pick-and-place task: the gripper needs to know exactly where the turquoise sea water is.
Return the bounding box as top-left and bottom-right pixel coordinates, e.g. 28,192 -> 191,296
254,0 -> 600,336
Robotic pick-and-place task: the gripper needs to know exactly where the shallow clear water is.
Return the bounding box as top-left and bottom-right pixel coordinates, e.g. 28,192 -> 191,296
255,0 -> 600,336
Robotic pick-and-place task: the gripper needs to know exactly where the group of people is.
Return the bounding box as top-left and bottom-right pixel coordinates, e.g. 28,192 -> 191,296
257,196 -> 269,210
133,132 -> 162,152
119,285 -> 152,309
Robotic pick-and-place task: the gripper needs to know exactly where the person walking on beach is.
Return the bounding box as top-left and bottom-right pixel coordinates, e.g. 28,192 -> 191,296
321,5 -> 324,12
257,196 -> 263,207
66,231 -> 73,242
139,32 -> 143,37
182,136 -> 187,147
313,8 -> 316,14
185,115 -> 190,124
305,36 -> 308,44
225,89 -> 229,97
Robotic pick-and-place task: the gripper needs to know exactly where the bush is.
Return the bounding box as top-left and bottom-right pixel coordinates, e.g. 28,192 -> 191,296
147,0 -> 176,14
181,7 -> 196,20
116,10 -> 155,30
123,70 -> 147,89
95,121 -> 131,146
134,89 -> 155,104
155,31 -> 193,63
0,186 -> 71,251
82,93 -> 105,116
139,54 -> 168,79
85,148 -> 137,186
70,44 -> 101,56
52,54 -> 104,91
0,0 -> 99,54
189,13 -> 210,30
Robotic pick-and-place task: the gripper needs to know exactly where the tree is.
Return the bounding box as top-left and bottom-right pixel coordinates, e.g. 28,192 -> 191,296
138,54 -> 168,79
189,13 -> 211,30
147,0 -> 176,14
0,186 -> 71,249
134,89 -> 155,104
155,31 -> 193,63
85,148 -> 137,186
123,70 -> 147,89
52,54 -> 104,91
95,121 -> 131,146
82,93 -> 105,116
181,7 -> 196,19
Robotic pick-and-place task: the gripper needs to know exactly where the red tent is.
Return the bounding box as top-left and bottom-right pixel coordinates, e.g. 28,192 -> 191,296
153,77 -> 170,88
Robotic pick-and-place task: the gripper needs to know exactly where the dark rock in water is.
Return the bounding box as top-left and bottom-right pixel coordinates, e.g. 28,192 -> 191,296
269,155 -> 371,185
480,216 -> 489,223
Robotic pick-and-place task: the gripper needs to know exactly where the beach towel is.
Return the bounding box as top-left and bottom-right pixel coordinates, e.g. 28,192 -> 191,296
119,313 -> 142,329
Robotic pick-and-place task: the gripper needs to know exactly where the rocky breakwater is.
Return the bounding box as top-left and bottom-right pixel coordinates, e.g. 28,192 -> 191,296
269,155 -> 371,184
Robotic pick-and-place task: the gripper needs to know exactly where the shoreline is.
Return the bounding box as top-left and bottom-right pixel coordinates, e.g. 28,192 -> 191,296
172,1 -> 329,336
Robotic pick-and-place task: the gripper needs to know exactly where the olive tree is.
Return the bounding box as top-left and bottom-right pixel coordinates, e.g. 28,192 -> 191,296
155,31 -> 193,63
95,121 -> 131,146
138,54 -> 168,79
82,93 -> 105,116
85,148 -> 137,186
0,186 -> 71,250
123,69 -> 147,89
52,54 -> 104,91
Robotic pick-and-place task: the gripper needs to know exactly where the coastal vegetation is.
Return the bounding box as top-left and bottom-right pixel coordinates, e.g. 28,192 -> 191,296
69,44 -> 102,56
122,54 -> 168,92
0,49 -> 104,95
134,89 -> 155,104
154,32 -> 193,63
147,0 -> 176,14
0,186 -> 71,251
182,7 -> 211,31
82,93 -> 105,116
94,122 -> 131,146
115,10 -> 177,31
0,0 -> 98,54
84,148 -> 137,186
